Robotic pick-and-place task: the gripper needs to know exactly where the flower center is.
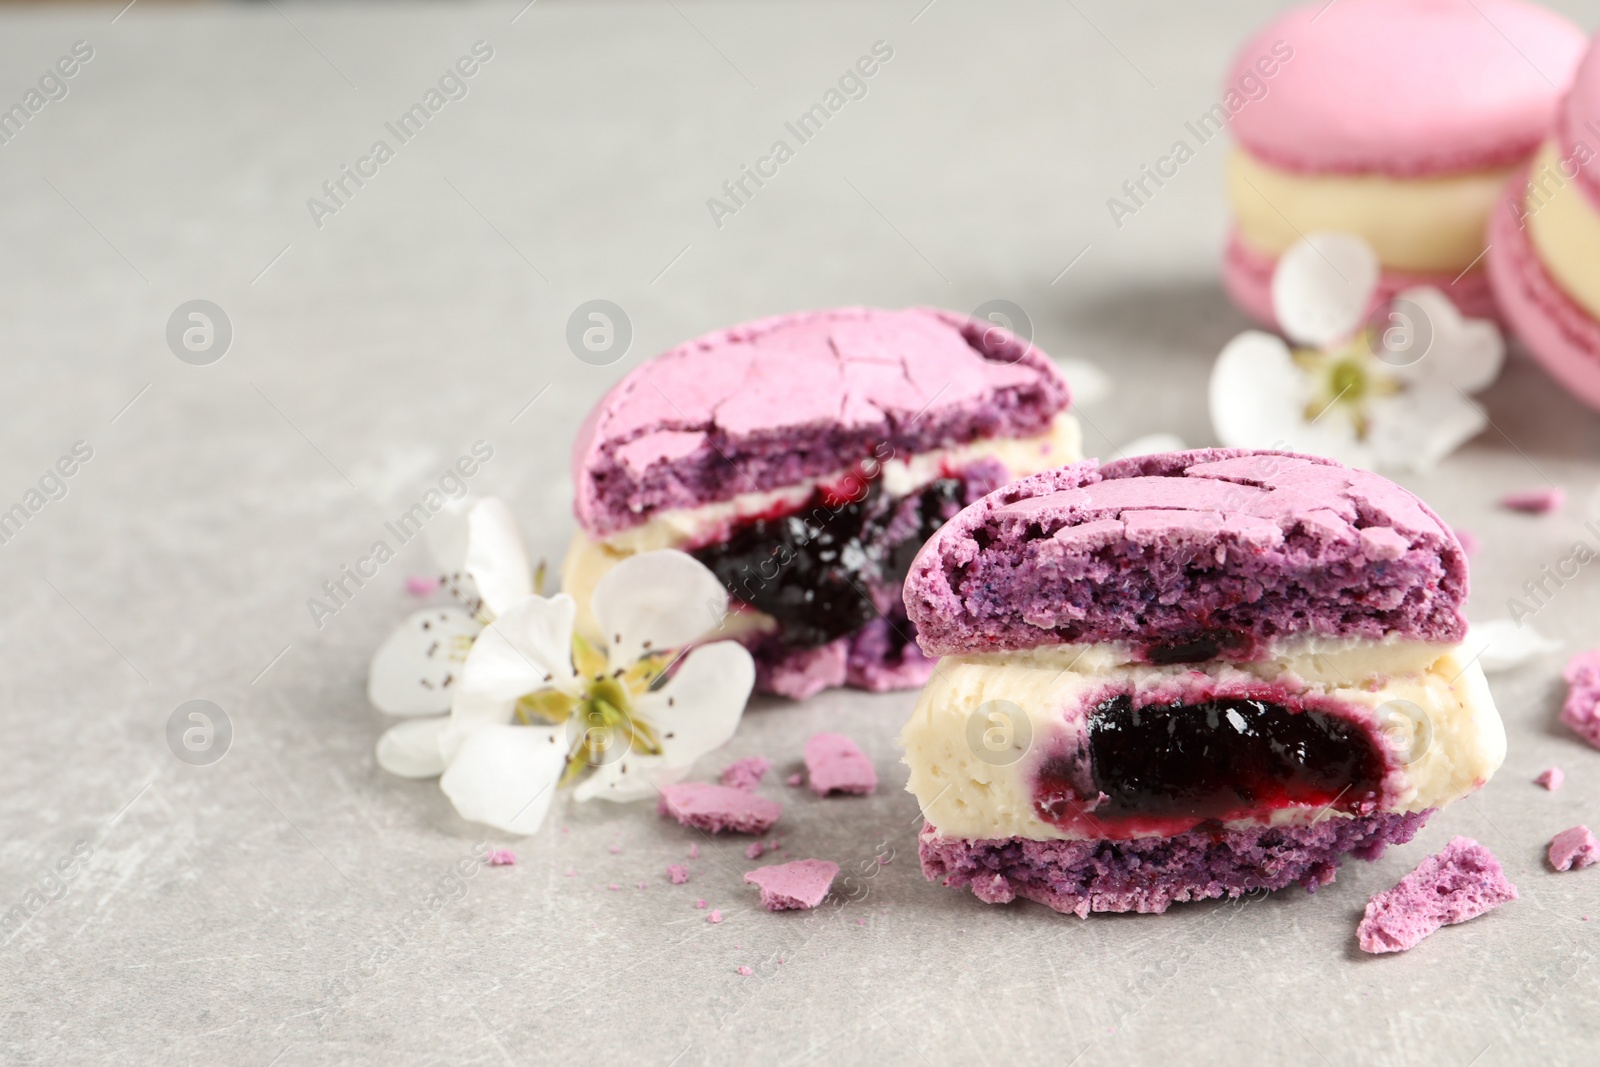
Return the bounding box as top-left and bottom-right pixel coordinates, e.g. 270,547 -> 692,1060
514,637 -> 673,782
1293,330 -> 1402,441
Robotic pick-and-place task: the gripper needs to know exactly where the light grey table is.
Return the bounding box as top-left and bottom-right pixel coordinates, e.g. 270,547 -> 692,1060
2,2 -> 1598,1064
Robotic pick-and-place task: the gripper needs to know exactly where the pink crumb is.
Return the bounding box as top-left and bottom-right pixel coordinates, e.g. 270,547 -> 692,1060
657,782 -> 782,834
804,733 -> 877,796
1357,837 -> 1518,954
404,574 -> 438,596
666,864 -> 689,885
1453,528 -> 1480,558
636,881 -> 647,890
720,756 -> 772,791
1548,826 -> 1599,872
694,899 -> 707,909
856,919 -> 865,926
608,844 -> 622,854
744,859 -> 841,911
485,849 -> 517,866
786,772 -> 804,787
1535,767 -> 1564,791
563,869 -> 577,877
1561,650 -> 1600,750
689,844 -> 700,859
745,842 -> 766,860
708,910 -> 723,924
607,884 -> 621,891
736,966 -> 753,976
1500,487 -> 1564,514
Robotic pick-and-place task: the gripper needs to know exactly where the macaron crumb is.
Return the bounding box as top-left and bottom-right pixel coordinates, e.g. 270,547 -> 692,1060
1536,767 -> 1564,791
1500,487 -> 1565,514
485,849 -> 517,866
1549,826 -> 1599,872
708,909 -> 723,924
667,864 -> 689,885
737,966 -> 753,976
1356,837 -> 1517,954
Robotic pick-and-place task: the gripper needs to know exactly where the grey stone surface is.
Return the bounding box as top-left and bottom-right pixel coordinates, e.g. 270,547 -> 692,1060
1,2 -> 1597,1064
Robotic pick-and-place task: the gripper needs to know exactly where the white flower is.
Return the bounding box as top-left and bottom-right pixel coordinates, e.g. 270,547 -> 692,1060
371,503 -> 755,836
366,498 -> 533,718
1210,233 -> 1504,472
1462,619 -> 1560,673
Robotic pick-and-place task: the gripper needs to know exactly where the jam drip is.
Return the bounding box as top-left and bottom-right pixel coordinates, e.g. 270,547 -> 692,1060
1033,694 -> 1387,837
1084,694 -> 1385,823
692,476 -> 967,649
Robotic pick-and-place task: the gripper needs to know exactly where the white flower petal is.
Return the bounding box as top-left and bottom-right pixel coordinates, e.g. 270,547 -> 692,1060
1272,233 -> 1379,348
376,716 -> 448,778
573,641 -> 755,804
1462,619 -> 1560,673
440,690 -> 519,764
465,498 -> 534,619
1367,390 -> 1486,473
1384,287 -> 1504,393
592,550 -> 729,668
439,724 -> 567,835
459,594 -> 578,700
366,606 -> 482,717
1057,358 -> 1112,406
1118,433 -> 1186,458
1210,331 -> 1310,449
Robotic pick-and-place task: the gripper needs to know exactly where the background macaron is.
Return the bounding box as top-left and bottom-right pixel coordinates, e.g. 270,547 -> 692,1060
1488,31 -> 1600,410
1222,0 -> 1588,329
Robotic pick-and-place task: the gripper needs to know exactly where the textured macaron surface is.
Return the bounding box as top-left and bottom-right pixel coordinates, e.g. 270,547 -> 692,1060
571,307 -> 1070,536
904,449 -> 1467,660
1229,0 -> 1586,177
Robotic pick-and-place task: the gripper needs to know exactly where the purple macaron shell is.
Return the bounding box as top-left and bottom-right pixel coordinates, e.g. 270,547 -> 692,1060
571,307 -> 1070,537
920,811 -> 1429,917
905,449 -> 1468,661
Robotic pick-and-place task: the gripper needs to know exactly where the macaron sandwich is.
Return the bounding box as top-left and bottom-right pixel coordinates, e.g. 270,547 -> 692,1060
564,307 -> 1079,700
899,449 -> 1505,916
1489,30 -> 1600,410
1223,0 -> 1587,326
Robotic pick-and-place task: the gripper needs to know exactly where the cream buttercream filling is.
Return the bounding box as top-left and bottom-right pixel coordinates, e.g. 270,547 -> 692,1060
562,412 -> 1082,637
1524,140 -> 1600,323
901,639 -> 1505,842
1228,148 -> 1517,273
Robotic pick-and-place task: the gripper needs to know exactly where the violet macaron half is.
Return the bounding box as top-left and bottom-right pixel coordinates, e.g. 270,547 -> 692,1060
898,449 -> 1506,916
562,307 -> 1079,701
1222,0 -> 1587,328
1488,31 -> 1600,411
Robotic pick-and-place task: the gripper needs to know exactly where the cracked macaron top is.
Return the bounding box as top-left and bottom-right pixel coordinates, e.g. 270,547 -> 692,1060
571,307 -> 1071,537
1229,0 -> 1586,177
904,449 -> 1468,662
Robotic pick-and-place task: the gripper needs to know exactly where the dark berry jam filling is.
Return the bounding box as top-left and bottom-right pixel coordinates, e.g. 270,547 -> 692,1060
1034,694 -> 1386,837
691,474 -> 969,649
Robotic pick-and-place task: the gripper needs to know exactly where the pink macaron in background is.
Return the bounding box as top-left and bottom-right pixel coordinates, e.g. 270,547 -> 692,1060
1221,0 -> 1588,330
1488,32 -> 1600,411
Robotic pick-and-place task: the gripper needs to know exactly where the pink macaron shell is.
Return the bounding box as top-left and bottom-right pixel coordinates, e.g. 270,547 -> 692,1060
1229,0 -> 1587,177
1486,171 -> 1600,412
1556,34 -> 1600,214
1222,231 -> 1499,331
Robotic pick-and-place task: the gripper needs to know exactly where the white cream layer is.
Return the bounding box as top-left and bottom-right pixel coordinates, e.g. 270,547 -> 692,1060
900,637 -> 1505,842
1228,148 -> 1517,274
1524,140 -> 1600,322
562,412 -> 1082,637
